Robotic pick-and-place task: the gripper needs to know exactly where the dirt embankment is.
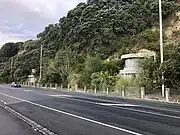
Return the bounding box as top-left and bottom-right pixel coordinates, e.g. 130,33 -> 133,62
164,12 -> 180,40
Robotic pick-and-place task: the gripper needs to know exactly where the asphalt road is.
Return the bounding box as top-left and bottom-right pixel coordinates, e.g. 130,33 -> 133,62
0,104 -> 39,135
0,85 -> 180,135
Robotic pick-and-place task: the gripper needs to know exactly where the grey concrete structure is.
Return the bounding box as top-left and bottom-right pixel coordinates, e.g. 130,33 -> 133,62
120,49 -> 156,78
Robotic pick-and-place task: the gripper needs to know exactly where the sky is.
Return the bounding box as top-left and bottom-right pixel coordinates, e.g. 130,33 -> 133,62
0,0 -> 86,47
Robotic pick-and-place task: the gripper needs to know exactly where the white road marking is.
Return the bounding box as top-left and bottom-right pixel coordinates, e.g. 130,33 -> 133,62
0,92 -> 142,135
0,100 -> 7,104
50,88 -> 56,90
24,90 -> 34,92
96,103 -> 139,107
6,101 -> 23,105
49,95 -> 73,97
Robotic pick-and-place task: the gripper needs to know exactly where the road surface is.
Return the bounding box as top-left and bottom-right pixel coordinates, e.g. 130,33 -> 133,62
0,104 -> 39,135
0,85 -> 180,135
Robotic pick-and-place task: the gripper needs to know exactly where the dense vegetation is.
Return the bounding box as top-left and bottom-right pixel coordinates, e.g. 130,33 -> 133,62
0,0 -> 179,94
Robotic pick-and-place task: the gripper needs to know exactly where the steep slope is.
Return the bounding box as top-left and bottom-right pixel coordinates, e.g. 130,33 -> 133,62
165,12 -> 180,40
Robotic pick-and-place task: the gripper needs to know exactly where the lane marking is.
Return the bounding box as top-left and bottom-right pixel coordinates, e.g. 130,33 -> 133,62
24,90 -> 35,92
50,88 -> 56,90
96,103 -> 139,107
1,100 -> 6,104
49,95 -> 73,97
6,101 -> 24,105
0,92 -> 142,135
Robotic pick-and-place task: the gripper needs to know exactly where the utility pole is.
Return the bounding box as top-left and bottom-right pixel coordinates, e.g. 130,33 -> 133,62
159,0 -> 165,97
10,57 -> 13,81
39,44 -> 43,83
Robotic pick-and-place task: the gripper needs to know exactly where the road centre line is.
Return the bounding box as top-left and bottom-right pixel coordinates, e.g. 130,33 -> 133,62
0,92 -> 142,135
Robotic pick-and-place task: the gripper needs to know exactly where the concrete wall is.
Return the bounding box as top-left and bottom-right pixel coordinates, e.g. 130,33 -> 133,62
124,58 -> 139,69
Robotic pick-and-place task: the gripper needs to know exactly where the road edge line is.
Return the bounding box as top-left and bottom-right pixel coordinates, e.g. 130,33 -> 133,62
0,100 -> 57,135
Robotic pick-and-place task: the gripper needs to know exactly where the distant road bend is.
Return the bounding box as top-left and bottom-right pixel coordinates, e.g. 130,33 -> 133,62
0,84 -> 180,135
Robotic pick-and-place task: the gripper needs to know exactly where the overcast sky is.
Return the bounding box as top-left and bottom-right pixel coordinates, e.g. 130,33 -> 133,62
0,0 -> 86,47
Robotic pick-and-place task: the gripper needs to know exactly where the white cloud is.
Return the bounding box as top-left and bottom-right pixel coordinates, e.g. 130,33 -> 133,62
0,32 -> 28,45
16,23 -> 24,29
0,0 -> 86,47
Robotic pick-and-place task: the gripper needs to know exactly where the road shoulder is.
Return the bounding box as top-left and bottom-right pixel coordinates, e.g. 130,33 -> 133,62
0,106 -> 39,135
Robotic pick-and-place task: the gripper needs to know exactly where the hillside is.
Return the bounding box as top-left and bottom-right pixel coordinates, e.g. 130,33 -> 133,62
0,0 -> 179,93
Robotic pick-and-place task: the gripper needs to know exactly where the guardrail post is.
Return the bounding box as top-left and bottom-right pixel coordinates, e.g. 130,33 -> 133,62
84,85 -> 87,93
60,84 -> 63,90
165,88 -> 170,102
45,84 -> 47,88
106,87 -> 109,95
94,87 -> 97,94
55,84 -> 58,89
36,83 -> 39,87
121,86 -> 125,97
75,84 -> 78,91
140,87 -> 145,99
50,83 -> 52,88
115,86 -> 118,92
68,84 -> 70,91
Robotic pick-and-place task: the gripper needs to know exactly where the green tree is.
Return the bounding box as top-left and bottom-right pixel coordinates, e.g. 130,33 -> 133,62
158,41 -> 180,94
